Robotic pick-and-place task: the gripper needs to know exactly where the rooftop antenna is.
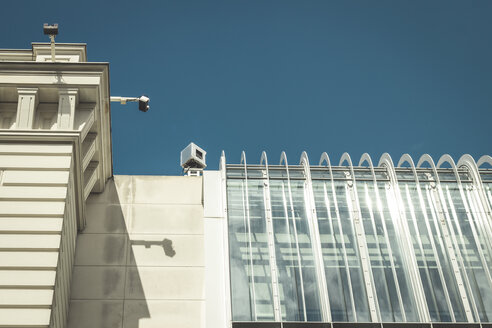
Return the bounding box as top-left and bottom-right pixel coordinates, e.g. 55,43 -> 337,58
43,23 -> 58,62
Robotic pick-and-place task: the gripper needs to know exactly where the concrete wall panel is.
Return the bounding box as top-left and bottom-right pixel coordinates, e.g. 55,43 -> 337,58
71,266 -> 126,299
74,234 -> 128,265
133,176 -> 202,205
203,171 -> 222,218
83,203 -> 130,234
67,300 -> 123,328
69,175 -> 205,328
128,234 -> 204,267
130,204 -> 203,234
124,300 -> 204,328
125,267 -> 205,300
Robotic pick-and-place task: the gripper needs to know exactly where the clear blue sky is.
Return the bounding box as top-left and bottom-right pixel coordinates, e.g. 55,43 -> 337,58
2,0 -> 491,175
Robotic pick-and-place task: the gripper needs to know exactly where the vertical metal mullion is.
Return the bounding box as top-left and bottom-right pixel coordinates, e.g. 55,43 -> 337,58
469,188 -> 492,261
346,171 -> 379,322
301,158 -> 331,322
242,157 -> 257,320
220,154 -> 233,328
441,185 -> 481,321
404,184 -> 440,321
429,181 -> 474,322
394,189 -> 430,322
424,187 -> 456,322
262,163 -> 282,321
284,165 -> 308,321
381,156 -> 430,322
372,180 -> 407,321
331,179 -> 357,321
323,182 -> 347,319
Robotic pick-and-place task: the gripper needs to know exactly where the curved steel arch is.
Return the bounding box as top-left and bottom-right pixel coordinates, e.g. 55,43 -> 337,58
458,155 -> 482,186
436,154 -> 462,183
419,153 -> 476,321
399,153 -> 453,321
240,151 -> 247,165
436,154 -> 454,169
437,154 -> 456,168
458,154 -> 492,292
258,151 -> 282,321
339,152 -> 354,169
219,150 -> 226,171
378,153 -> 399,183
338,152 -> 380,321
319,152 -> 332,167
359,153 -> 374,168
280,150 -> 309,321
416,154 -> 441,184
299,151 -> 332,321
280,151 -> 288,166
300,151 -> 309,167
359,152 -> 408,320
318,151 -> 358,319
218,150 -> 233,324
437,154 -> 492,319
381,153 -> 432,321
260,151 -> 268,167
477,155 -> 492,168
397,154 -> 421,184
239,150 -> 259,319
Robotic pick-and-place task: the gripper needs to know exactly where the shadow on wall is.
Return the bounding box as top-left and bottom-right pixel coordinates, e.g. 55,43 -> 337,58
67,178 -> 151,328
130,239 -> 176,258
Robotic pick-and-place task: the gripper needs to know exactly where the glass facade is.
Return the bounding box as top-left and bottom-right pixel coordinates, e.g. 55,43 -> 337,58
224,153 -> 492,324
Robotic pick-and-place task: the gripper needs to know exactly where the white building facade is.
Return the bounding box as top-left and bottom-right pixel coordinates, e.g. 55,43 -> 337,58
0,42 -> 492,328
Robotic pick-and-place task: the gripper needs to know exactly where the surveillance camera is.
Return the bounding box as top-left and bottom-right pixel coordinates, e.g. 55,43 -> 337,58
43,23 -> 58,36
138,95 -> 150,112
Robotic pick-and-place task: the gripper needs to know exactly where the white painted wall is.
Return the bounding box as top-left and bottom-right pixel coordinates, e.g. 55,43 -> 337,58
0,142 -> 76,328
68,175 -> 205,328
203,171 -> 228,328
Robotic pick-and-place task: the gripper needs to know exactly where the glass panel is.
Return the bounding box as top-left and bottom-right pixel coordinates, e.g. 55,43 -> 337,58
227,168 -> 245,178
479,172 -> 492,182
437,171 -> 458,182
354,169 -> 373,180
269,168 -> 289,179
399,182 -> 453,322
226,163 -> 492,324
334,180 -> 370,321
270,179 -> 302,321
227,179 -> 275,321
247,169 -> 265,179
356,181 -> 405,322
395,171 -> 415,181
311,168 -> 331,180
290,180 -> 322,321
269,179 -> 322,321
447,181 -> 492,322
312,179 -> 352,321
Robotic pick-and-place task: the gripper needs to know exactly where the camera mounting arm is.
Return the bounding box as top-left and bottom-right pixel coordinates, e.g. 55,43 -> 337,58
110,95 -> 150,112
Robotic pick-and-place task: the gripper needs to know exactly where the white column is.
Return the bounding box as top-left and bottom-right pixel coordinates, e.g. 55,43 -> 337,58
16,88 -> 39,129
57,89 -> 78,130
